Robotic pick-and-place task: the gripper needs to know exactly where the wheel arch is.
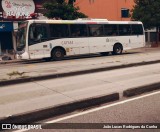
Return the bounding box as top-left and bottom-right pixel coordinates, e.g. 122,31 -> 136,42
51,46 -> 66,56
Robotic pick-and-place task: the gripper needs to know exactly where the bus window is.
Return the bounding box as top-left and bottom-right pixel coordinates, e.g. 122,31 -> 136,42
131,24 -> 143,35
119,24 -> 131,36
88,24 -> 104,37
28,25 -> 48,45
104,24 -> 118,36
70,24 -> 87,37
49,24 -> 69,38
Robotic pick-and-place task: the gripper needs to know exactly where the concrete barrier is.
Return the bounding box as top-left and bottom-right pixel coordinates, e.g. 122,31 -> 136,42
123,82 -> 160,97
0,93 -> 119,124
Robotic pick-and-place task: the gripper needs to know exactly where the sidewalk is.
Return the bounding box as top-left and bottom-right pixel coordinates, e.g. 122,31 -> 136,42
0,47 -> 160,85
0,47 -> 160,123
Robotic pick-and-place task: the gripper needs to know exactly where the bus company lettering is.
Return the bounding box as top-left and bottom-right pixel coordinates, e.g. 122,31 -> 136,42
61,41 -> 73,45
106,38 -> 117,42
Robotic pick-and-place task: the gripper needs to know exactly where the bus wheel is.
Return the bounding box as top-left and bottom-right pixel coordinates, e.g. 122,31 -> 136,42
113,44 -> 123,55
100,52 -> 109,56
51,48 -> 64,61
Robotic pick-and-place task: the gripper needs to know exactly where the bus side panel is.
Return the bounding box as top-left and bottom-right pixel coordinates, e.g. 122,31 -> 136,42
129,35 -> 145,49
89,37 -> 113,53
28,43 -> 46,59
119,36 -> 131,50
62,38 -> 89,55
41,38 -> 89,57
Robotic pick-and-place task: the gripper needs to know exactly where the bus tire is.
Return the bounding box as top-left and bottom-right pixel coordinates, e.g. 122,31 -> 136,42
113,44 -> 123,55
51,48 -> 64,61
100,52 -> 109,56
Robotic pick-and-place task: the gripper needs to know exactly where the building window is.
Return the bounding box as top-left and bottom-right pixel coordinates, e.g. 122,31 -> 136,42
121,8 -> 129,18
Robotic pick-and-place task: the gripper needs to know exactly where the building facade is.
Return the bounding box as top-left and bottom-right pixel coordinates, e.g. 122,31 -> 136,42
0,0 -> 49,57
75,0 -> 134,21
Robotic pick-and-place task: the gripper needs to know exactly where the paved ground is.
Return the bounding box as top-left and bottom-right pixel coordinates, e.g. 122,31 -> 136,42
0,47 -> 160,81
0,47 -> 160,123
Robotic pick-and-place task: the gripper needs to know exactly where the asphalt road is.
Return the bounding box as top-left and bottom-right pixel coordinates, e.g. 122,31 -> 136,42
56,91 -> 160,125
15,91 -> 160,132
46,91 -> 160,132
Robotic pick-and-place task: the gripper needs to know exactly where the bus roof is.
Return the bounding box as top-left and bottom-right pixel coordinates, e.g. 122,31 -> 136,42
26,19 -> 143,25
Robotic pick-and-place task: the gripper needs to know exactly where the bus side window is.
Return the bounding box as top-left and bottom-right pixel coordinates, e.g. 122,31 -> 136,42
29,27 -> 34,39
40,26 -> 48,39
131,24 -> 143,35
119,24 -> 131,36
88,24 -> 104,37
29,26 -> 36,45
50,24 -> 69,39
70,24 -> 87,37
29,25 -> 48,45
104,24 -> 118,36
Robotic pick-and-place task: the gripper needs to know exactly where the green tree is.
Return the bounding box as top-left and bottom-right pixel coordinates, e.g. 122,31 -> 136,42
131,0 -> 160,43
68,0 -> 76,5
43,0 -> 87,20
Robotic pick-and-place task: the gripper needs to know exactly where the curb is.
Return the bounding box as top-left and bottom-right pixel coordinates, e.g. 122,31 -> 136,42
123,82 -> 160,97
0,93 -> 119,123
1,59 -> 160,86
0,60 -> 26,64
0,59 -> 43,65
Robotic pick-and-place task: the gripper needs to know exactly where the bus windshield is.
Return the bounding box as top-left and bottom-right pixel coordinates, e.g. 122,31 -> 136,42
16,22 -> 28,51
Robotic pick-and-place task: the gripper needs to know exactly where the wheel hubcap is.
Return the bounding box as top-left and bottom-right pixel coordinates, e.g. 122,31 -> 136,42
116,47 -> 121,53
55,51 -> 62,57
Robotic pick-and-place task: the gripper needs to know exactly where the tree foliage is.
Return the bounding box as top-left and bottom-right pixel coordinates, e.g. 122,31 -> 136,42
43,0 -> 87,20
68,0 -> 76,5
131,0 -> 160,29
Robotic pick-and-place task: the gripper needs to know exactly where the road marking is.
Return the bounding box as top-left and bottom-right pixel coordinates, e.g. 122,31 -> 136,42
46,90 -> 160,123
14,90 -> 160,132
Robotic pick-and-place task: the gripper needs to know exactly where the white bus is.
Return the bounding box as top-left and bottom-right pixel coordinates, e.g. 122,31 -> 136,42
16,19 -> 145,60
